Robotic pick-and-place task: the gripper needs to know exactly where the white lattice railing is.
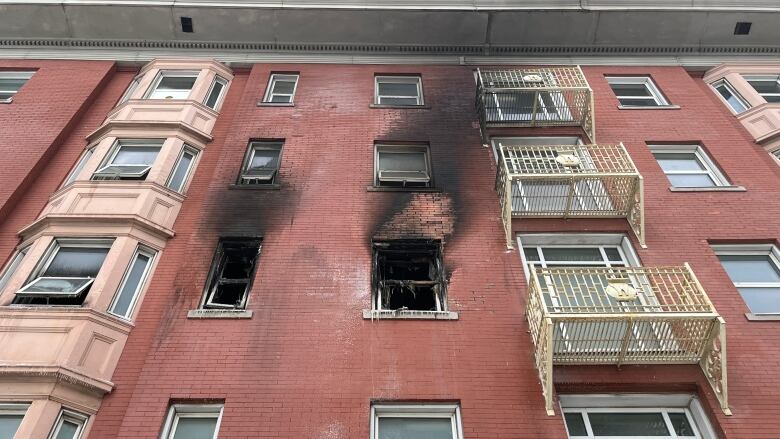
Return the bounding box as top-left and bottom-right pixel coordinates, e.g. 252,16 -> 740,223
526,264 -> 730,416
476,67 -> 595,142
496,142 -> 644,248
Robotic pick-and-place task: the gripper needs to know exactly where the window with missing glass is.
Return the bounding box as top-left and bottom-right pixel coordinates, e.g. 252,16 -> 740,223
744,75 -> 780,103
607,76 -> 669,107
0,71 -> 34,102
375,75 -> 423,106
371,404 -> 463,439
202,238 -> 262,309
375,144 -> 431,188
712,80 -> 749,113
146,71 -> 198,100
715,245 -> 780,315
160,404 -> 223,439
649,145 -> 729,188
262,73 -> 299,104
92,139 -> 163,180
238,141 -> 282,185
14,239 -> 112,306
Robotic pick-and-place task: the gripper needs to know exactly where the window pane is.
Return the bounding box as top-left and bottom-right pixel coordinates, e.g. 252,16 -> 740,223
747,79 -> 780,94
272,80 -> 296,95
44,247 -> 109,277
653,153 -> 704,172
168,150 -> 195,192
0,414 -> 24,439
540,247 -> 605,263
588,412 -> 669,436
765,95 -> 780,103
716,84 -> 747,112
563,413 -> 588,436
110,252 -> 151,317
667,173 -> 716,187
54,420 -> 79,439
249,149 -> 280,169
113,145 -> 161,166
610,83 -> 652,97
158,76 -> 196,91
718,254 -> 780,283
738,287 -> 780,314
0,248 -> 28,292
668,413 -> 696,437
379,97 -> 420,106
604,247 -> 623,262
172,417 -> 217,439
0,78 -> 28,91
378,152 -> 426,172
65,149 -> 94,185
524,247 -> 540,262
378,417 -> 452,439
20,277 -> 92,294
378,81 -> 418,97
204,79 -> 225,109
618,98 -> 658,106
270,94 -> 292,103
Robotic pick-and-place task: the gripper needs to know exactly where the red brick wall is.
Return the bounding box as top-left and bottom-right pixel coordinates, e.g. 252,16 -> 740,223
86,64 -> 780,438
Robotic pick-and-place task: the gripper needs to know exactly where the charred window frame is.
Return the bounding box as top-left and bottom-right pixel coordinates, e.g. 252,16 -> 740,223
374,144 -> 432,188
372,240 -> 446,312
202,238 -> 262,309
238,141 -> 283,185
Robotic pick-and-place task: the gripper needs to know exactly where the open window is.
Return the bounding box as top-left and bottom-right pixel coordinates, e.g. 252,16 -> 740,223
607,76 -> 669,107
238,141 -> 282,185
14,239 -> 112,306
92,139 -> 163,181
145,71 -> 198,100
202,238 -> 261,309
375,144 -> 432,188
372,240 -> 446,312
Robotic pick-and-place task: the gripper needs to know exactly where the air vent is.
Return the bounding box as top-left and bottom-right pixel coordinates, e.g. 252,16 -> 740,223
180,17 -> 194,33
734,22 -> 751,35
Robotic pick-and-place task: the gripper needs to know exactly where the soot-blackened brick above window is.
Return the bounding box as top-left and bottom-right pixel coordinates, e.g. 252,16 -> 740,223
201,238 -> 262,310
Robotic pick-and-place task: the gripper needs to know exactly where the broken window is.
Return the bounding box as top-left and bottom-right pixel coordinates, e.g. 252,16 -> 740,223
372,240 -> 446,312
238,141 -> 282,185
203,238 -> 261,309
375,144 -> 431,188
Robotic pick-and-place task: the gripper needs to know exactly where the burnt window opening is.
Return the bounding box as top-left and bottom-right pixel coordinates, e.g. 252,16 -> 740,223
372,240 -> 446,312
203,238 -> 261,309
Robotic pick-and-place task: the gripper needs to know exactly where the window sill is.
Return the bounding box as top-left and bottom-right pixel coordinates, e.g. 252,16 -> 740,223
668,185 -> 746,192
745,313 -> 780,321
366,186 -> 440,193
362,309 -> 458,320
257,101 -> 294,107
617,105 -> 681,110
0,98 -> 12,104
369,104 -> 430,109
187,309 -> 253,319
228,183 -> 281,190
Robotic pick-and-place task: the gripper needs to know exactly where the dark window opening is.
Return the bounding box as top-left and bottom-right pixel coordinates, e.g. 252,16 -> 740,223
203,238 -> 261,309
373,240 -> 445,312
180,17 -> 194,33
734,22 -> 751,35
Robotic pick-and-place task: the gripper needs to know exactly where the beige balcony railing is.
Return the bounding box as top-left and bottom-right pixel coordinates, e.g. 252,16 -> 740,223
496,142 -> 644,248
525,264 -> 729,416
476,67 -> 595,142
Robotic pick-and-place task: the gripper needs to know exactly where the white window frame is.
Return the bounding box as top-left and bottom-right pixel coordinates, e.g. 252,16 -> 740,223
166,145 -> 198,193
48,409 -> 88,439
370,403 -> 463,439
203,75 -> 228,111
743,74 -> 780,103
713,244 -> 780,315
160,404 -> 223,439
63,145 -> 96,187
262,73 -> 299,104
144,70 -> 199,100
239,141 -> 283,184
0,402 -> 29,437
0,245 -> 30,293
0,71 -> 34,103
649,145 -> 729,188
119,74 -> 141,104
560,394 -> 716,439
108,245 -> 156,320
607,76 -> 669,107
374,75 -> 424,106
93,139 -> 164,180
374,144 -> 432,187
711,79 -> 749,114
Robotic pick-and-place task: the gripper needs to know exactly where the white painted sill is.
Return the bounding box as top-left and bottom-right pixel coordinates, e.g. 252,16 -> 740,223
362,309 -> 458,320
187,309 -> 253,319
669,185 -> 746,192
617,104 -> 680,110
745,313 -> 780,321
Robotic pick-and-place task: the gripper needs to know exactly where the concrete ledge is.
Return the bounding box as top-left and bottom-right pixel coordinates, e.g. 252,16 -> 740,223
617,105 -> 681,110
187,309 -> 253,319
366,186 -> 441,193
369,104 -> 430,109
228,183 -> 281,190
257,102 -> 294,107
669,185 -> 746,192
745,313 -> 780,321
362,309 -> 458,320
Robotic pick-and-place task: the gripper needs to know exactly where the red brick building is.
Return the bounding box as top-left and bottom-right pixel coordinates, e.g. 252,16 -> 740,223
1,2 -> 780,439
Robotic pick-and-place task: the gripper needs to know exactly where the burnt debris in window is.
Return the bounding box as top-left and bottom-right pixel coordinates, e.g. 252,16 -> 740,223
204,238 -> 261,309
373,240 -> 445,312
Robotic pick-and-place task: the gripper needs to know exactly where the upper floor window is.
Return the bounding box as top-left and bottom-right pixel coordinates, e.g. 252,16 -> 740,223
119,75 -> 141,104
203,76 -> 228,110
15,239 -> 112,306
0,71 -> 34,102
715,244 -> 780,315
0,403 -> 28,438
375,144 -> 432,188
0,246 -> 30,293
744,75 -> 780,103
93,139 -> 163,181
372,240 -> 446,312
48,409 -> 88,439
712,80 -> 748,113
375,75 -> 423,106
262,73 -> 299,104
649,145 -> 729,188
166,145 -> 198,193
238,141 -> 282,185
108,246 -> 155,319
161,404 -> 223,439
371,403 -> 463,439
146,71 -> 198,100
202,238 -> 262,309
607,76 -> 669,107
63,146 -> 95,186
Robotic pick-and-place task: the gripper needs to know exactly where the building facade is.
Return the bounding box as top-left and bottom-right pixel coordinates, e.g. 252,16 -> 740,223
0,2 -> 780,438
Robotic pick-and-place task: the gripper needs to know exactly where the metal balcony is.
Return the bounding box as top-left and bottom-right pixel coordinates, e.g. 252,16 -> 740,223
525,264 -> 729,416
476,67 -> 595,142
496,142 -> 644,248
